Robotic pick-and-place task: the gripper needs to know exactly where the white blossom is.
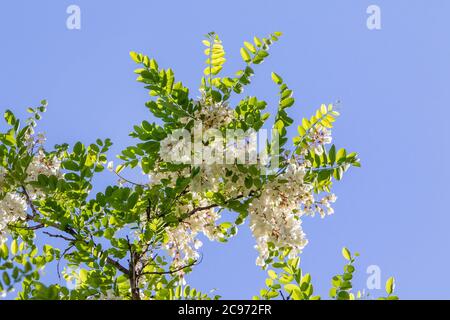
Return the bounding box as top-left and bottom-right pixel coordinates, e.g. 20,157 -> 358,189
107,161 -> 114,172
249,159 -> 311,266
152,99 -> 339,268
309,126 -> 332,155
192,100 -> 234,131
25,149 -> 62,199
0,193 -> 27,244
159,134 -> 191,164
0,145 -> 62,244
164,198 -> 223,265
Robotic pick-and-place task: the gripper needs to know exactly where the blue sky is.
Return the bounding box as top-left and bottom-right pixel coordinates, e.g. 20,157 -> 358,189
1,0 -> 449,299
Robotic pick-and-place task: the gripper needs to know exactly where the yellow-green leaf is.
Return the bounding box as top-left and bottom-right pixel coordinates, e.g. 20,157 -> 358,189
267,270 -> 277,279
281,97 -> 294,108
129,51 -> 141,63
115,164 -> 125,174
240,47 -> 251,63
11,239 -> 18,255
342,247 -> 351,261
336,148 -> 347,163
271,72 -> 283,85
79,269 -> 88,283
244,41 -> 256,53
385,277 -> 395,295
254,36 -> 262,47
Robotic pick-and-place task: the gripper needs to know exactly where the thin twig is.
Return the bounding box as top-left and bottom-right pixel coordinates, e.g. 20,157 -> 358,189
57,244 -> 75,281
20,186 -> 130,276
114,171 -> 148,187
139,258 -> 200,277
43,231 -> 76,242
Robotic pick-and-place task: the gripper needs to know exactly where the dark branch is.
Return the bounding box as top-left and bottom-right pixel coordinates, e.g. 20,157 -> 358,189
20,185 -> 131,277
138,258 -> 200,277
183,192 -> 253,220
43,231 -> 76,242
106,257 -> 129,275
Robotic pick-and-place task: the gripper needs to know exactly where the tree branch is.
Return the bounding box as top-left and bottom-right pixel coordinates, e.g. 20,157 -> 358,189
20,186 -> 131,278
138,259 -> 199,277
182,192 -> 253,220
106,257 -> 129,275
126,236 -> 141,300
43,231 -> 76,242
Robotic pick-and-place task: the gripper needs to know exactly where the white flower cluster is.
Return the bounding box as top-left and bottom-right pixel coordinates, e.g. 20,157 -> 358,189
249,159 -> 311,266
160,100 -> 235,165
159,134 -> 192,164
149,166 -> 191,188
248,158 -> 337,266
0,147 -> 61,244
25,149 -> 62,199
0,193 -> 27,244
303,193 -> 337,218
309,126 -> 332,155
153,98 -> 339,268
185,100 -> 235,130
145,163 -> 225,267
165,206 -> 222,266
23,126 -> 46,150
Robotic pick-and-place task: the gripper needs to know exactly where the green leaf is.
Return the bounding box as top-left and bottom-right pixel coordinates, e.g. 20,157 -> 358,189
11,239 -> 18,255
2,272 -> 10,286
115,164 -> 125,174
344,265 -> 355,273
329,145 -> 336,165
385,277 -> 395,295
336,148 -> 347,164
244,41 -> 256,54
253,36 -> 262,47
4,110 -> 16,125
284,284 -> 299,293
79,269 -> 88,283
279,274 -> 294,284
271,72 -> 283,85
245,176 -> 253,189
175,286 -> 182,299
1,243 -> 9,259
63,160 -> 79,171
288,257 -> 300,269
280,97 -> 295,108
267,270 -> 277,280
130,51 -> 141,63
329,287 -> 337,298
342,247 -> 351,261
240,48 -> 251,63
337,291 -> 350,300
301,273 -> 311,284
73,142 -> 84,155
266,291 -> 279,299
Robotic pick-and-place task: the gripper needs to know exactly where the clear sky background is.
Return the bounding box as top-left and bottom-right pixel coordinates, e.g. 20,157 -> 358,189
1,0 -> 449,299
